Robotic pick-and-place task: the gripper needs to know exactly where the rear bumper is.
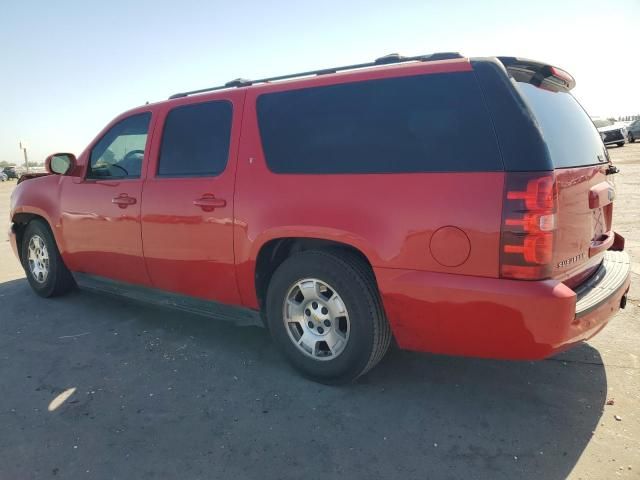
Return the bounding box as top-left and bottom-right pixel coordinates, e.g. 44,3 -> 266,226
375,250 -> 631,360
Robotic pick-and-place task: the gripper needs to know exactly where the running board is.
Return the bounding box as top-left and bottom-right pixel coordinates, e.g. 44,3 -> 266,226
73,273 -> 264,328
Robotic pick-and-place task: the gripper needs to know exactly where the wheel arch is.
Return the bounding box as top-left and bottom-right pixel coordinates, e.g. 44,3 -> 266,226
253,236 -> 377,312
11,212 -> 56,263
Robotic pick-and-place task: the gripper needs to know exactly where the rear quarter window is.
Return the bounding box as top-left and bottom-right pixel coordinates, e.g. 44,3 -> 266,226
257,72 -> 502,174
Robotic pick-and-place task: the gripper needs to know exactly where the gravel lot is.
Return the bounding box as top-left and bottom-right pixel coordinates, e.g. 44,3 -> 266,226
0,145 -> 638,480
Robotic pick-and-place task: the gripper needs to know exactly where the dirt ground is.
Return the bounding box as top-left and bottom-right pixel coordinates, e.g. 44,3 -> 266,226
0,144 -> 638,480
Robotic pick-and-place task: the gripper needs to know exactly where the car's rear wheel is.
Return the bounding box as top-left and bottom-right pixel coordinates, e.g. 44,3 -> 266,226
266,250 -> 391,384
21,220 -> 75,297
617,142 -> 625,147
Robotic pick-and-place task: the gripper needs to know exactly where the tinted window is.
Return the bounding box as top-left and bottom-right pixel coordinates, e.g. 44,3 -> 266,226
257,72 -> 502,174
158,101 -> 232,177
89,113 -> 151,178
516,83 -> 606,168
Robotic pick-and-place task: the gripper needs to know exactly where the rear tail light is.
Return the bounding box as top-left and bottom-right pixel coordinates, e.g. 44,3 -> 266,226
500,172 -> 557,280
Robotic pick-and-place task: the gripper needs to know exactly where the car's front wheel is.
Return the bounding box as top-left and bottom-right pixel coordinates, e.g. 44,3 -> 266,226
617,142 -> 625,147
266,250 -> 391,384
21,220 -> 75,297
629,133 -> 636,143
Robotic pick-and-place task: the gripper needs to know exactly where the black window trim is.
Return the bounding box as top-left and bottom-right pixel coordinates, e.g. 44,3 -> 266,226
86,111 -> 153,181
155,99 -> 234,179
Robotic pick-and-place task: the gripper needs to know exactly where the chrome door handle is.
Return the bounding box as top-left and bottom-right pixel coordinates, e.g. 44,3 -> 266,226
112,194 -> 137,208
193,195 -> 226,211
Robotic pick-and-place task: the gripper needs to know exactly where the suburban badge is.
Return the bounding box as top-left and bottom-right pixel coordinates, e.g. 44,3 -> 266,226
557,252 -> 585,268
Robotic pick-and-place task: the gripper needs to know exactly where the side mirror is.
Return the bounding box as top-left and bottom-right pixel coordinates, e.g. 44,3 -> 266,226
45,153 -> 76,175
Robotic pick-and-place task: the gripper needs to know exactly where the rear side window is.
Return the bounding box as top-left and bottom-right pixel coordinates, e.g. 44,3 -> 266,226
158,101 -> 232,177
257,72 -> 502,174
515,83 -> 606,168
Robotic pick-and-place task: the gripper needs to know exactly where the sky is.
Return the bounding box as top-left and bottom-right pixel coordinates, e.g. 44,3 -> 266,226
1,0 -> 639,164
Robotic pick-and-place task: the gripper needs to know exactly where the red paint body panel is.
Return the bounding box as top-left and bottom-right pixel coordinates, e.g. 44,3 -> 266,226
60,177 -> 151,285
375,265 -> 630,359
234,167 -> 505,308
10,175 -> 64,246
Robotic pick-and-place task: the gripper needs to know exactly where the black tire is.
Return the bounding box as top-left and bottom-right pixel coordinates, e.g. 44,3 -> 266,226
21,220 -> 75,297
617,142 -> 625,147
629,133 -> 635,143
266,249 -> 391,384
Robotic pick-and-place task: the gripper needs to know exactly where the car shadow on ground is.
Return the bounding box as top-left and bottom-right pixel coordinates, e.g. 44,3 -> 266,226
0,278 -> 606,480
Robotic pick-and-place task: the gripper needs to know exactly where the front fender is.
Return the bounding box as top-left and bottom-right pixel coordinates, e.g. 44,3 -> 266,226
10,175 -> 65,254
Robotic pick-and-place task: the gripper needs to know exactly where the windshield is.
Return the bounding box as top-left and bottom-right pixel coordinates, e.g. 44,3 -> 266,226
592,119 -> 614,128
515,82 -> 606,168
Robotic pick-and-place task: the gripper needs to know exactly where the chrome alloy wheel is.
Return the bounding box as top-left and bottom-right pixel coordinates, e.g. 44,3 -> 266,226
283,278 -> 351,361
27,235 -> 50,284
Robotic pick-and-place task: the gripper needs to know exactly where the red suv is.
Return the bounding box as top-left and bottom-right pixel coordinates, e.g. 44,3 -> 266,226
9,53 -> 631,383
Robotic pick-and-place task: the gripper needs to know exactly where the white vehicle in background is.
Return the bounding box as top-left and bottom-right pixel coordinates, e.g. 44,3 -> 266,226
0,172 -> 8,182
592,117 -> 627,147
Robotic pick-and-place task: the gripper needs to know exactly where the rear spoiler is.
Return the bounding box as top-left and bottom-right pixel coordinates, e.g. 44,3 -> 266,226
497,57 -> 576,92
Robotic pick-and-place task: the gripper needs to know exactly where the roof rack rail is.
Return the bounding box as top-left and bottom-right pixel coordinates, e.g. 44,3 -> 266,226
169,51 -> 463,99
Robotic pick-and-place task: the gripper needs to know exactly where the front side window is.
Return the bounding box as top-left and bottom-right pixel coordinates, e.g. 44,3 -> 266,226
157,101 -> 233,177
89,113 -> 151,179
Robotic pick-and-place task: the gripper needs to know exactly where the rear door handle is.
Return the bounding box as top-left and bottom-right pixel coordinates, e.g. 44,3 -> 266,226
112,194 -> 137,208
193,195 -> 226,211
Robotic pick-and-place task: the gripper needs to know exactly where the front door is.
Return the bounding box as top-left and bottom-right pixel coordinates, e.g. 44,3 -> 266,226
60,112 -> 153,285
140,94 -> 243,305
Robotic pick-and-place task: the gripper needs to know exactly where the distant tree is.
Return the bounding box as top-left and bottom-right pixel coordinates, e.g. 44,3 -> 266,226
607,117 -> 616,123
0,160 -> 42,168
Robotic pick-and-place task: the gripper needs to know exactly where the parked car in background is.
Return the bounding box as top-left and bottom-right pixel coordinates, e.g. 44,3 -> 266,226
627,119 -> 640,143
2,166 -> 19,180
592,118 -> 627,147
8,53 -> 631,383
0,172 -> 7,182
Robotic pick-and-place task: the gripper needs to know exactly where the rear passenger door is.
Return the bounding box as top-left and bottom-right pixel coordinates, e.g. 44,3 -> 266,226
140,93 -> 244,305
